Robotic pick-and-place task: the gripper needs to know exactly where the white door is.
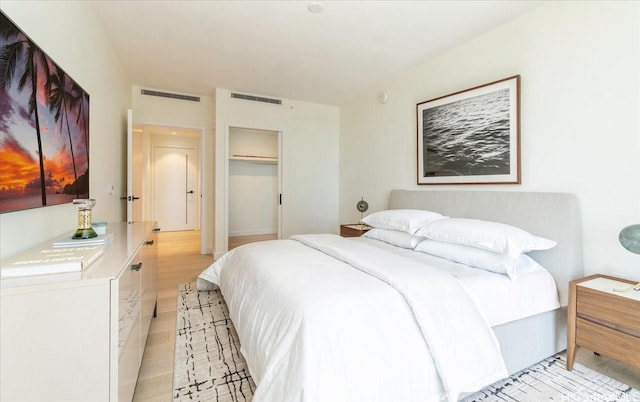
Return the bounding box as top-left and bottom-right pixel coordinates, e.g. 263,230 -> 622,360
153,146 -> 198,231
126,109 -> 144,223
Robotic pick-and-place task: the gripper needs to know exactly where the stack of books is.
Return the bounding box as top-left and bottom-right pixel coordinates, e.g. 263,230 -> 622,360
0,233 -> 112,278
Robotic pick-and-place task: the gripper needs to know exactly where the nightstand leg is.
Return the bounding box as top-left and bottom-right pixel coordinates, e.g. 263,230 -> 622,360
567,342 -> 576,371
566,281 -> 578,371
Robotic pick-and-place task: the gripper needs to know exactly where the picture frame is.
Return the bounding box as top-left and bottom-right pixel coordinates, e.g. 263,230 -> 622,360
0,11 -> 90,213
417,75 -> 520,185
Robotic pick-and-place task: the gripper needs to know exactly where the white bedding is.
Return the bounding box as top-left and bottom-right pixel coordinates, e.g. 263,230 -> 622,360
354,237 -> 561,326
198,235 -> 559,402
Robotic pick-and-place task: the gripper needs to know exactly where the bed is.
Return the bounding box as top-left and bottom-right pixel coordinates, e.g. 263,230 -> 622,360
198,190 -> 583,402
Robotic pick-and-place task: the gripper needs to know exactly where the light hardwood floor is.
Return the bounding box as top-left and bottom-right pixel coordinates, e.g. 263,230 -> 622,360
132,230 -> 213,402
132,231 -> 639,401
132,231 -> 275,402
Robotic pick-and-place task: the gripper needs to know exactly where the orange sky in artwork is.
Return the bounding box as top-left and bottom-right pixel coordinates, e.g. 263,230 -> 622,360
0,137 -> 74,194
0,135 -> 37,191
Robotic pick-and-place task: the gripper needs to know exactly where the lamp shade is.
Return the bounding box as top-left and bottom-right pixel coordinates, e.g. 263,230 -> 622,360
619,224 -> 640,254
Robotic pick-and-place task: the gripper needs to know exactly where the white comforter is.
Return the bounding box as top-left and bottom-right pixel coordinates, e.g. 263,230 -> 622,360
199,234 -> 509,402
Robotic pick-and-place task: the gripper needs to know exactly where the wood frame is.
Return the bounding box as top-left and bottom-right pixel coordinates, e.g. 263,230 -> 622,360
417,75 -> 520,185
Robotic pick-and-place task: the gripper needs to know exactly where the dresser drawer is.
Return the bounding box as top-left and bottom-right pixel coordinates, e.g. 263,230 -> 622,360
116,254 -> 142,402
576,318 -> 640,369
577,286 -> 640,334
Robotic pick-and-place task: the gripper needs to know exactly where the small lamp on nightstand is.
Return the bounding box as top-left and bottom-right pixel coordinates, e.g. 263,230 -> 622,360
617,224 -> 640,291
356,197 -> 369,228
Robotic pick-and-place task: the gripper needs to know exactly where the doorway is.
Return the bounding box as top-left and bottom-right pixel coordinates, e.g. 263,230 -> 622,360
135,124 -> 202,237
227,126 -> 282,249
152,145 -> 198,231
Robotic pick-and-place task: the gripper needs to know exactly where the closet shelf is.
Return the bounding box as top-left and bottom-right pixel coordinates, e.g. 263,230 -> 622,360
230,155 -> 278,164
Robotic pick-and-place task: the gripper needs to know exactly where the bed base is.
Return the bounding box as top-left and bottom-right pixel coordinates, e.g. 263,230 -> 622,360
495,306 -> 567,375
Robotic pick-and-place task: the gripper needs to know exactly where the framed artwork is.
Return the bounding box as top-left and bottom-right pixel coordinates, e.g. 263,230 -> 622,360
0,11 -> 90,213
417,75 -> 520,185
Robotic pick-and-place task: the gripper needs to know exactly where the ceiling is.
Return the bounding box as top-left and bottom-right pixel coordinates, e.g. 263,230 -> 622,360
92,0 -> 542,106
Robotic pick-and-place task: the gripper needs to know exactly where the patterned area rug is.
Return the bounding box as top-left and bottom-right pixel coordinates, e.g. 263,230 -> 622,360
173,282 -> 639,402
173,283 -> 255,401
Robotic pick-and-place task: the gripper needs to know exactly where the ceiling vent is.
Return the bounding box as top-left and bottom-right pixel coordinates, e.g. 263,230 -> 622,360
231,92 -> 282,105
141,89 -> 200,102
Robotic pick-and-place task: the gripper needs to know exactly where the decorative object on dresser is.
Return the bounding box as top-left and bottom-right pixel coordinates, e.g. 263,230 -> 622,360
417,75 -> 520,185
0,222 -> 159,402
339,223 -> 372,237
72,198 -> 98,239
567,274 -> 640,371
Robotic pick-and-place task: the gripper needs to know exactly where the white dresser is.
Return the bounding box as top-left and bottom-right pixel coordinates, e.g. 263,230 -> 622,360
0,221 -> 158,402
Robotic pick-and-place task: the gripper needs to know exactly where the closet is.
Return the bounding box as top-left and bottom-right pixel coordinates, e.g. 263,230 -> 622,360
228,127 -> 280,243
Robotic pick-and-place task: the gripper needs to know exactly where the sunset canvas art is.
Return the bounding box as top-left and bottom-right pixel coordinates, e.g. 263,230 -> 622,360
0,12 -> 89,213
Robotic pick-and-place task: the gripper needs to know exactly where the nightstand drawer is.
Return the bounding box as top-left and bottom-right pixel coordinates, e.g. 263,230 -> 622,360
577,286 -> 640,334
576,318 -> 640,369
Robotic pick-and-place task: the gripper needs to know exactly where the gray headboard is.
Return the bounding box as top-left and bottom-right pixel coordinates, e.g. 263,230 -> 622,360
388,190 -> 583,306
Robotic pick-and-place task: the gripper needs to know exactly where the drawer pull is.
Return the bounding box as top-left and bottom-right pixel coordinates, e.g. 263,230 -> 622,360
145,240 -> 154,246
153,228 -> 161,232
130,262 -> 142,271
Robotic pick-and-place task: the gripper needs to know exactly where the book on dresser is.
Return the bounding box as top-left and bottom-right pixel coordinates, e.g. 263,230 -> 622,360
0,245 -> 104,277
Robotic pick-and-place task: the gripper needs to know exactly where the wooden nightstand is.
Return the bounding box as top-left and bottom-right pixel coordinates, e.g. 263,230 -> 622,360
340,224 -> 372,237
567,274 -> 640,371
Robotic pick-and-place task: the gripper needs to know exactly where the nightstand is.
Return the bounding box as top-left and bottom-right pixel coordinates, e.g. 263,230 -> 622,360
340,224 -> 372,237
567,274 -> 640,371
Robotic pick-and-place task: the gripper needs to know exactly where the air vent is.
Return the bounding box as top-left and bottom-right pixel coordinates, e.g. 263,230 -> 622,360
231,92 -> 282,105
140,89 -> 200,102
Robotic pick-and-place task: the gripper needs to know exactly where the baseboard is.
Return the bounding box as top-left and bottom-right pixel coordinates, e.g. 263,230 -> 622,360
229,229 -> 277,237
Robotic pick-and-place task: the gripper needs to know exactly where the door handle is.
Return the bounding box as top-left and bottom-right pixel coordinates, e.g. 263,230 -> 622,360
130,262 -> 142,271
187,190 -> 194,194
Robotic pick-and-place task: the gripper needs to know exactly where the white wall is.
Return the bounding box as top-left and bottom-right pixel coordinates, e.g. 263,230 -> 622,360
340,1 -> 640,279
0,1 -> 130,259
215,89 -> 340,258
131,86 -> 215,253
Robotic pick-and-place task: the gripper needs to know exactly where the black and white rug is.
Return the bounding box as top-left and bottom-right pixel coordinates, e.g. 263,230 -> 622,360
173,283 -> 639,402
173,282 -> 255,401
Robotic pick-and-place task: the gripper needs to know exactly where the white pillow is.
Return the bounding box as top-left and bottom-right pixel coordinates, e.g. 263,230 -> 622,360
415,218 -> 556,257
364,228 -> 425,249
415,239 -> 544,279
361,209 -> 447,234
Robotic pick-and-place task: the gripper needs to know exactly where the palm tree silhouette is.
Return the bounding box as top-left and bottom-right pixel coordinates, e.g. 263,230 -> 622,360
0,16 -> 50,205
49,68 -> 80,198
70,81 -> 89,157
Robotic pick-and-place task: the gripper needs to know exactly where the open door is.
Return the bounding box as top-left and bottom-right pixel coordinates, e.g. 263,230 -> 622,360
126,109 -> 144,223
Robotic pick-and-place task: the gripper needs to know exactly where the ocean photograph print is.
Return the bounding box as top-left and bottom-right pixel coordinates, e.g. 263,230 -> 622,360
417,75 -> 520,185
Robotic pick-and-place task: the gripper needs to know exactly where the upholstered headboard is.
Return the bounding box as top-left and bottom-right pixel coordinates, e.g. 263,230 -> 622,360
388,190 -> 583,306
